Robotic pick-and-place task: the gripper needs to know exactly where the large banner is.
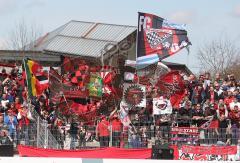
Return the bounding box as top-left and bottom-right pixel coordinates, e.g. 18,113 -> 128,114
62,83 -> 88,98
17,145 -> 240,161
18,145 -> 152,159
181,145 -> 237,155
179,145 -> 239,161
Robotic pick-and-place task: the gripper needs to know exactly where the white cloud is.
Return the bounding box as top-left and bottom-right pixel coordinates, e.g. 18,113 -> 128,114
0,0 -> 46,16
0,0 -> 18,15
168,11 -> 195,24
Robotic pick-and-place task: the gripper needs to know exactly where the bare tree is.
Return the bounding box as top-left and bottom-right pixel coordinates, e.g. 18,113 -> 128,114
197,38 -> 240,77
7,18 -> 43,50
225,60 -> 240,80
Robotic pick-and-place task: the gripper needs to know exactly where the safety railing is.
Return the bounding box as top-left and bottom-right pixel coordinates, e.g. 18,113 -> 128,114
0,105 -> 61,150
30,104 -> 61,149
0,123 -> 239,150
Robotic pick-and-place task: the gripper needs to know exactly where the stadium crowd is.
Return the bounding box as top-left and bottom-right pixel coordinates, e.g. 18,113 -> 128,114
0,65 -> 240,150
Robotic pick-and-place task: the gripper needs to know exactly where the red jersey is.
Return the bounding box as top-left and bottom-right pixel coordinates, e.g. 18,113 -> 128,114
97,119 -> 109,136
111,119 -> 123,132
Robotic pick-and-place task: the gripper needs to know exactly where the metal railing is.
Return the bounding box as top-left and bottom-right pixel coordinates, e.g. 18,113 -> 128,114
0,104 -> 61,149
1,122 -> 239,150
30,105 -> 61,149
12,124 -> 236,150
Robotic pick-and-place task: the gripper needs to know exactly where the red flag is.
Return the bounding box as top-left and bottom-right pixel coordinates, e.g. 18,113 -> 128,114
31,63 -> 43,76
70,102 -> 88,115
70,102 -> 97,124
103,72 -> 114,85
156,71 -> 185,108
35,74 -> 49,95
170,92 -> 185,109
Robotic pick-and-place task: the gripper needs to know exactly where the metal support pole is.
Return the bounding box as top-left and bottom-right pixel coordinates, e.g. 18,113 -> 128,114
44,120 -> 48,148
46,127 -> 49,148
36,116 -> 40,148
109,125 -> 112,147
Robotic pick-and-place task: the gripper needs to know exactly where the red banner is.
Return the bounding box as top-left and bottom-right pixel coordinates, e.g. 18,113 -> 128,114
18,145 -> 152,159
63,88 -> 88,98
171,127 -> 199,135
181,145 -> 237,155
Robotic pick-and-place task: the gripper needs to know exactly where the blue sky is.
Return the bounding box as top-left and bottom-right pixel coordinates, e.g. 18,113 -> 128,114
0,0 -> 240,73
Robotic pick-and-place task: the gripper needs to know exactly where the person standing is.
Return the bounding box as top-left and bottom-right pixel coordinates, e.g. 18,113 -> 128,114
216,104 -> 229,143
4,109 -> 18,142
111,114 -> 123,147
17,105 -> 33,145
69,118 -> 79,150
96,115 -> 109,147
78,126 -> 86,148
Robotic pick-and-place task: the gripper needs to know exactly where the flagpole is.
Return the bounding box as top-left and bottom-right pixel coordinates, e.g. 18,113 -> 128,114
135,12 -> 140,83
62,92 -> 71,113
22,58 -> 31,102
60,72 -> 72,118
136,12 -> 140,64
57,68 -> 71,116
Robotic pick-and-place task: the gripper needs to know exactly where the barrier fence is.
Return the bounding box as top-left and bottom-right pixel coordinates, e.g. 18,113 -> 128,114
1,103 -> 240,159
1,120 -> 240,160
0,104 -> 61,149
1,123 -> 239,149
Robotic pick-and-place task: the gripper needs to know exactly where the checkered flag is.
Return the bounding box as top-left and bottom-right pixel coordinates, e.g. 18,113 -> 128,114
137,13 -> 191,63
146,30 -> 162,49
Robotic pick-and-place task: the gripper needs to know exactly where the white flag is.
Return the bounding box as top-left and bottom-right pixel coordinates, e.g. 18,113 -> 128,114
153,96 -> 172,115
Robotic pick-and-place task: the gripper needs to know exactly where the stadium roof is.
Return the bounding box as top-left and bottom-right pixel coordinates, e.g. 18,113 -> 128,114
26,20 -> 136,57
162,61 -> 192,75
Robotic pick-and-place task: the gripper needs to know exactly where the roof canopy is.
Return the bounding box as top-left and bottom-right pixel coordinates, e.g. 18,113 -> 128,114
27,20 -> 136,58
